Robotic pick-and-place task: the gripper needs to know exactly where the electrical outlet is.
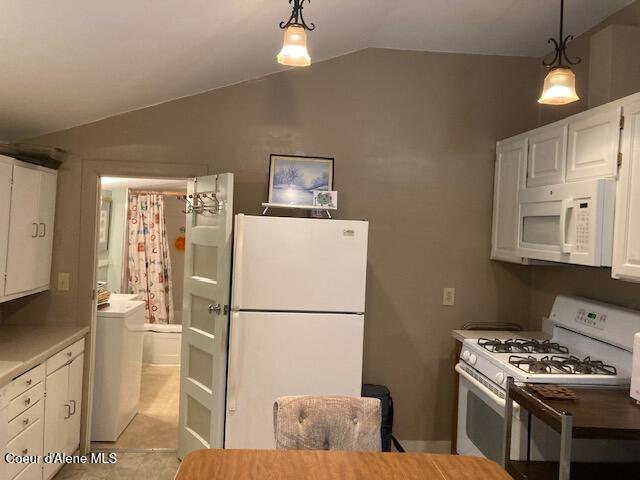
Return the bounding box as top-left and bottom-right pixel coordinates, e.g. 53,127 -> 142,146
443,287 -> 455,306
58,272 -> 70,291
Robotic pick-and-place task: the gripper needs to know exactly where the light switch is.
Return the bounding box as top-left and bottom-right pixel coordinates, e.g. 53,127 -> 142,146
443,287 -> 455,306
58,272 -> 70,291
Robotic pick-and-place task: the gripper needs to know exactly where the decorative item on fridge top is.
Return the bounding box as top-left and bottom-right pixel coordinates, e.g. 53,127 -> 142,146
313,190 -> 337,208
266,154 -> 334,208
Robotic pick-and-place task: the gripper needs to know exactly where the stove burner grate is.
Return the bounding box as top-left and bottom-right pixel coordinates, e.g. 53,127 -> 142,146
478,338 -> 570,354
508,354 -> 617,376
508,355 -> 573,374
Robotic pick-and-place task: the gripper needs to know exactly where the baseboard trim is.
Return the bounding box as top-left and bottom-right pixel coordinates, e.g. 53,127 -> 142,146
395,440 -> 452,453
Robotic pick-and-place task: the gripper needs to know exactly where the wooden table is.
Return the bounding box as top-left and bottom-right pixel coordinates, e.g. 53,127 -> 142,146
504,380 -> 640,480
175,449 -> 512,480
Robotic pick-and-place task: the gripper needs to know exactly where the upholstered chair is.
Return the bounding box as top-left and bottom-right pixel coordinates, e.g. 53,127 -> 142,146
273,396 -> 382,451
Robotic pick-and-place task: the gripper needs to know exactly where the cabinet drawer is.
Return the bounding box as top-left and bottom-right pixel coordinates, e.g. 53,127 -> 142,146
46,338 -> 85,374
12,461 -> 42,480
5,418 -> 44,480
8,383 -> 44,421
8,364 -> 45,400
8,400 -> 44,441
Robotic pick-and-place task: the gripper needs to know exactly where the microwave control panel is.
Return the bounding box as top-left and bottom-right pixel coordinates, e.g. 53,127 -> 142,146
574,201 -> 590,252
575,308 -> 607,330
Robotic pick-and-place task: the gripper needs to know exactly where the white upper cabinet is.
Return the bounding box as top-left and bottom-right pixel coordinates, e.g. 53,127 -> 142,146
566,103 -> 622,182
34,170 -> 58,290
5,165 -> 42,296
491,136 -> 527,264
526,122 -> 568,188
613,97 -> 640,282
1,158 -> 58,302
0,156 -> 13,296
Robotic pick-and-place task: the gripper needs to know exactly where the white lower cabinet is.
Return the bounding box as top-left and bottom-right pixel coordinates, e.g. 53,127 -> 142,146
43,347 -> 84,480
1,338 -> 84,480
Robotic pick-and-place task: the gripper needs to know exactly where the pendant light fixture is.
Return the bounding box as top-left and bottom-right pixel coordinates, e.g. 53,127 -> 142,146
277,0 -> 315,67
538,0 -> 581,105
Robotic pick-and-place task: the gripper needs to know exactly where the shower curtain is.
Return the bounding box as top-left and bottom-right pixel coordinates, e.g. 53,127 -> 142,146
127,193 -> 174,324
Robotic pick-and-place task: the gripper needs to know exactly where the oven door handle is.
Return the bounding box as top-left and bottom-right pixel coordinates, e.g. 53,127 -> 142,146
456,363 -> 508,409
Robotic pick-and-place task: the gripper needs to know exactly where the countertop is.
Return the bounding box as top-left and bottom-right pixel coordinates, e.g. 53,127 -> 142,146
452,329 -> 551,342
0,324 -> 89,387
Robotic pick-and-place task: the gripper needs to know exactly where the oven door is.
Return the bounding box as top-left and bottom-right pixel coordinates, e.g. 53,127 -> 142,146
456,363 -> 527,463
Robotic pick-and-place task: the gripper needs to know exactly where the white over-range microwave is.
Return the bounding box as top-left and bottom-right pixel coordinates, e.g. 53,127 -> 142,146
516,178 -> 616,266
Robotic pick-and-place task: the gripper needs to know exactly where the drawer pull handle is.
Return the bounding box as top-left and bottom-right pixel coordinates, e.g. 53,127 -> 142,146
23,417 -> 29,425
66,351 -> 73,357
64,403 -> 71,419
21,449 -> 28,455
31,223 -> 38,238
70,399 -> 77,415
26,379 -> 32,386
24,397 -> 31,406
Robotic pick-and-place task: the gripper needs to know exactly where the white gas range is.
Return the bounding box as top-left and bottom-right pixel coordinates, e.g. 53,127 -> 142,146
456,296 -> 640,464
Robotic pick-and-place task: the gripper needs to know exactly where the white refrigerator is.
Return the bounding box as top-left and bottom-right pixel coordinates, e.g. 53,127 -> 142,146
224,214 -> 368,449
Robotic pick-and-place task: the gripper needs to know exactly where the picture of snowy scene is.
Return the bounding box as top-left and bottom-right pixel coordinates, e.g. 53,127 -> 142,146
268,156 -> 334,206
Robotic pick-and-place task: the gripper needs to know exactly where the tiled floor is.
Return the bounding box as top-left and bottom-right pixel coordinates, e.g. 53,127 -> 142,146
53,452 -> 180,479
92,364 -> 180,450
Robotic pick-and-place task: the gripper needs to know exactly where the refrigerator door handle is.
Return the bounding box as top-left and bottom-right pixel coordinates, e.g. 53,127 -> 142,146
231,214 -> 245,310
227,311 -> 241,412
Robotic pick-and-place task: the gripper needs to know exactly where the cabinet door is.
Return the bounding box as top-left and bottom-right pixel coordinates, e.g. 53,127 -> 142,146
566,104 -> 622,182
0,156 -> 13,296
34,170 -> 58,289
491,137 -> 527,263
5,165 -> 40,296
526,123 -> 567,187
66,354 -> 83,455
613,99 -> 640,281
43,365 -> 69,480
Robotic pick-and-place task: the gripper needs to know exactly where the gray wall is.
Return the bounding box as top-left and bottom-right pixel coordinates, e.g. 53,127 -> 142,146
6,47 -> 541,443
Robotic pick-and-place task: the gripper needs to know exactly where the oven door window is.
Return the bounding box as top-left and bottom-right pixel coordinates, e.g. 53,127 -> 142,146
466,389 -> 504,463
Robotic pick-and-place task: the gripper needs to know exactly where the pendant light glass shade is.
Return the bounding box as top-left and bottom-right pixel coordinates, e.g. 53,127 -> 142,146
538,67 -> 579,105
277,26 -> 311,67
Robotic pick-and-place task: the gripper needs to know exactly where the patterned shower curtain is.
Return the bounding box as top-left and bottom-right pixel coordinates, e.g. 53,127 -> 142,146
127,193 -> 174,324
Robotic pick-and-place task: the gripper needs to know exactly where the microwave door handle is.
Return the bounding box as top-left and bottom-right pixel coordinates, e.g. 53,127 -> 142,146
560,199 -> 574,254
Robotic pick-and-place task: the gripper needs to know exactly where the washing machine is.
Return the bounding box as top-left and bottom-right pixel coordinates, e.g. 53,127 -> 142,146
92,300 -> 145,441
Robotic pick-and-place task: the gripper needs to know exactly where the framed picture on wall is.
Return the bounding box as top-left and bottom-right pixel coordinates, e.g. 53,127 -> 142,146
98,197 -> 112,252
267,154 -> 334,208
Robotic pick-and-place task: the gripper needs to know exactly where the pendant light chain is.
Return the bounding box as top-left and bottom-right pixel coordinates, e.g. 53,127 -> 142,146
542,0 -> 581,69
279,0 -> 315,31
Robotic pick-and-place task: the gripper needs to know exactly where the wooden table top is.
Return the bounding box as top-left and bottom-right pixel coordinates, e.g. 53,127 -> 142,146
175,449 -> 512,480
515,384 -> 640,440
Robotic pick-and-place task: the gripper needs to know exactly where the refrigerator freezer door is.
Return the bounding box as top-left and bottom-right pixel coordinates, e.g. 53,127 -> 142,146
232,215 -> 368,313
224,311 -> 364,449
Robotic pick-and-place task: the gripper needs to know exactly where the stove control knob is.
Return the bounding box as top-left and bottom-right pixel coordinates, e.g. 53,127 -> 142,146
461,350 -> 471,361
468,354 -> 477,366
495,372 -> 505,385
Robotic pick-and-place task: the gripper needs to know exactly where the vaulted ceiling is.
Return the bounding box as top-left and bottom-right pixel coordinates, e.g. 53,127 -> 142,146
0,0 -> 633,140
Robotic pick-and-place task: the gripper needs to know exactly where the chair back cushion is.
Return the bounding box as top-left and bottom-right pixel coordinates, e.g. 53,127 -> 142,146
273,396 -> 381,451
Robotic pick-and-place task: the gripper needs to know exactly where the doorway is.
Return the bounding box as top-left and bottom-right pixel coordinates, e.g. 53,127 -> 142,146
91,176 -> 188,452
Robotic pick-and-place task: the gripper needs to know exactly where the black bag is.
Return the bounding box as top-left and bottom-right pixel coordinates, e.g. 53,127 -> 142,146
361,384 -> 405,452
